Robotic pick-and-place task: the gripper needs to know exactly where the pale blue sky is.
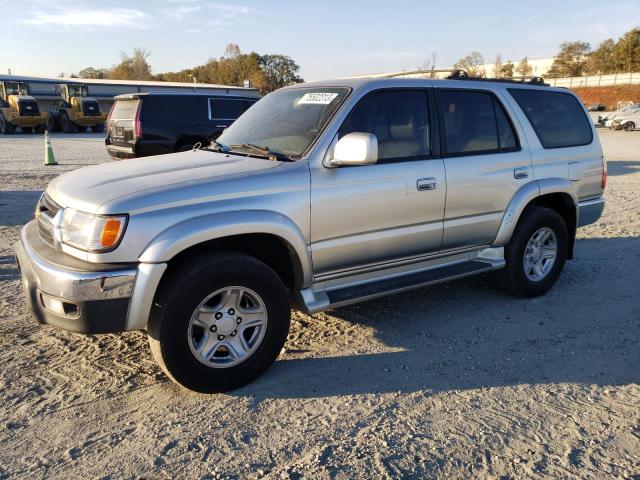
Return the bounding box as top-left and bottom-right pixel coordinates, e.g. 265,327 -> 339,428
0,0 -> 638,81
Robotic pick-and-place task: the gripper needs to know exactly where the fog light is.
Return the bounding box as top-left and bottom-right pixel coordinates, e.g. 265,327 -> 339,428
40,293 -> 79,318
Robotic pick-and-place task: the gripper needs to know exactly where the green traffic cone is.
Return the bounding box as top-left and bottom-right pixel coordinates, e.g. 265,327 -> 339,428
44,130 -> 58,166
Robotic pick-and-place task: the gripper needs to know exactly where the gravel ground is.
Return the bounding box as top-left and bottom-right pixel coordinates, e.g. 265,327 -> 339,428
0,130 -> 638,480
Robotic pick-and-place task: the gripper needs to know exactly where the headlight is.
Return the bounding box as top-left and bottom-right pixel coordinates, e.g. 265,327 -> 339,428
60,209 -> 128,252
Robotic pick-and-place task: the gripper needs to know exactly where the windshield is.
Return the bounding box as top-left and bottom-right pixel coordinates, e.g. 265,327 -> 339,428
217,87 -> 350,158
68,85 -> 88,97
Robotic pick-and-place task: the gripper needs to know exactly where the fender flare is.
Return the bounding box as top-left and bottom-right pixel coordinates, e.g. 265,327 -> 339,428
138,210 -> 313,287
493,178 -> 577,246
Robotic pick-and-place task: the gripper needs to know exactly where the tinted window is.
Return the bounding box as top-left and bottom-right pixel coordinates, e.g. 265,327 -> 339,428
339,90 -> 430,161
210,98 -> 254,119
141,97 -> 198,121
494,97 -> 518,150
509,89 -> 592,148
441,90 -> 514,154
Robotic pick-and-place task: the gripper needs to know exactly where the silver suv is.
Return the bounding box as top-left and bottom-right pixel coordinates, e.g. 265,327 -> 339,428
14,76 -> 606,393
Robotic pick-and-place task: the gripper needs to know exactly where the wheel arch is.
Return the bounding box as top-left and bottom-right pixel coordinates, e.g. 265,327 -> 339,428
494,178 -> 578,258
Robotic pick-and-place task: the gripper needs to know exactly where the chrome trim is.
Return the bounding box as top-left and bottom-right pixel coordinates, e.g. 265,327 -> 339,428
19,225 -> 137,301
577,197 -> 605,227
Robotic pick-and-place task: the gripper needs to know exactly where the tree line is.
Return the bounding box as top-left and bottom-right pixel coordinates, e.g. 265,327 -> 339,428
73,44 -> 303,94
447,27 -> 639,79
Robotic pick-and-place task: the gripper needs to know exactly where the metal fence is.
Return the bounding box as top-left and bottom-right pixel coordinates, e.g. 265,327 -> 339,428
549,72 -> 640,88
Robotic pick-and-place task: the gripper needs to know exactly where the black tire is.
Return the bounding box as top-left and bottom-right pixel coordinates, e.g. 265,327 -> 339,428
60,113 -> 76,133
498,206 -> 568,298
46,113 -> 59,132
623,122 -> 635,132
21,126 -> 33,133
75,124 -> 86,132
148,252 -> 291,393
35,124 -> 45,134
91,123 -> 104,133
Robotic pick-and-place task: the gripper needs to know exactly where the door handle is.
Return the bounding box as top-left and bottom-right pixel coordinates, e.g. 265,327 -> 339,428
514,167 -> 529,179
417,177 -> 437,191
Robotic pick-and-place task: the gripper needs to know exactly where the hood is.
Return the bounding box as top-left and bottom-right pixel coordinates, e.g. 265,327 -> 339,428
47,150 -> 283,214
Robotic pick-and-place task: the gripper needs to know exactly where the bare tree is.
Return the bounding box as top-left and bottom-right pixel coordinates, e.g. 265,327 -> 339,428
454,52 -> 485,77
493,54 -> 503,78
224,43 -> 241,59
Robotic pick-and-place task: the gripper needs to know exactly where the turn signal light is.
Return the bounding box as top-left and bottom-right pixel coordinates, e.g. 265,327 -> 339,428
101,218 -> 123,248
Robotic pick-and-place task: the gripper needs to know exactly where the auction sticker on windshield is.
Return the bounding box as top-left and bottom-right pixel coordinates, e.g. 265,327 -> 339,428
298,92 -> 339,105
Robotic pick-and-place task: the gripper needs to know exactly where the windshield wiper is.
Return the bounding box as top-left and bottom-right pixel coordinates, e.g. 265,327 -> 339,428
207,139 -> 230,152
229,143 -> 293,162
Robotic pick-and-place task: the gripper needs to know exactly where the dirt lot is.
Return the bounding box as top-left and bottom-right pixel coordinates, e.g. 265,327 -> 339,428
0,130 -> 638,480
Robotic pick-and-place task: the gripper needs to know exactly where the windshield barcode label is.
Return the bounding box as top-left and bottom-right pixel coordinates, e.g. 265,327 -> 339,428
298,92 -> 339,105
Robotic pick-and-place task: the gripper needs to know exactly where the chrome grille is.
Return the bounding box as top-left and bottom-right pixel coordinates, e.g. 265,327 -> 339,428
36,194 -> 60,248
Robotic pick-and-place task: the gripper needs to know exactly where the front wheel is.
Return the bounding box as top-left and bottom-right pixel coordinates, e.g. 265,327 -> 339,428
148,252 -> 291,393
498,206 -> 568,297
623,122 -> 635,132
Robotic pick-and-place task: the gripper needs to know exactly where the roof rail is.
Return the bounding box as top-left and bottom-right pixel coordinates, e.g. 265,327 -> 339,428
380,68 -> 550,86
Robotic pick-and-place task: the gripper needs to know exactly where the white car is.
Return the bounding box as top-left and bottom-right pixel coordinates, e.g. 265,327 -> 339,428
611,108 -> 640,131
598,104 -> 640,128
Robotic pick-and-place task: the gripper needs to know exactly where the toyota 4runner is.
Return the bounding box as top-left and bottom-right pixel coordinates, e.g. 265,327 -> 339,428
14,74 -> 606,393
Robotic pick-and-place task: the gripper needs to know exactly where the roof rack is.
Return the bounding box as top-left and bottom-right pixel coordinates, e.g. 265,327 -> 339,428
382,68 -> 549,86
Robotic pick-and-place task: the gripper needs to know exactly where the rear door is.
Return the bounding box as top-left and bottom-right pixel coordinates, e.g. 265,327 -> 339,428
107,99 -> 140,148
437,88 -> 532,250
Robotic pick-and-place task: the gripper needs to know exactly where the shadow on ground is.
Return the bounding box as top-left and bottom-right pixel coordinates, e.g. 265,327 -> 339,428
607,160 -> 640,176
0,191 -> 41,226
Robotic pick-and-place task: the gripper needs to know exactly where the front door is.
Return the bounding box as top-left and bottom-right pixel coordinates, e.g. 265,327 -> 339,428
310,89 -> 446,277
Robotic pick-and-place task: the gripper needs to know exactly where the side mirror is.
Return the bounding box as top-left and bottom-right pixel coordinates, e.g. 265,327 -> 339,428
325,132 -> 378,167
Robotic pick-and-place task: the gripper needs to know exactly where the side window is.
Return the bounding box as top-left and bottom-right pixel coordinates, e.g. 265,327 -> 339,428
508,89 -> 593,148
142,97 -> 198,121
440,90 -> 520,155
210,98 -> 249,120
339,90 -> 430,162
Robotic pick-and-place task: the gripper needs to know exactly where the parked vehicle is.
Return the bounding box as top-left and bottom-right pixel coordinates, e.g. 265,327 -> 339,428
15,74 -> 606,393
104,93 -> 258,159
47,83 -> 107,133
0,81 -> 47,134
597,103 -> 640,127
586,103 -> 605,111
611,109 -> 640,131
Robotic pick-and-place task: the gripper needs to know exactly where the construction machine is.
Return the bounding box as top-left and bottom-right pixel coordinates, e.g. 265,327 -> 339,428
47,83 -> 106,133
0,81 -> 47,134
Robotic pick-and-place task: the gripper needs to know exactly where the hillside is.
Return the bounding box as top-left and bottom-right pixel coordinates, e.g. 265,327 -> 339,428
572,85 -> 640,110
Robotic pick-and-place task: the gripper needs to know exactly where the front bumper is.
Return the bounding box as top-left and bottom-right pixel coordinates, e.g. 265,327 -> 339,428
14,221 -> 138,333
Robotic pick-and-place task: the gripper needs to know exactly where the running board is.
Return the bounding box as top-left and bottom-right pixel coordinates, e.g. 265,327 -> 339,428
299,259 -> 497,314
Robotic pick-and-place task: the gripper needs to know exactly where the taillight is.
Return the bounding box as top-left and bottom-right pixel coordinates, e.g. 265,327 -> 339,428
601,155 -> 607,190
133,101 -> 142,138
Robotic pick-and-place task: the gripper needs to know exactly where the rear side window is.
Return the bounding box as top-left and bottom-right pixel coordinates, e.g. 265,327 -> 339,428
110,100 -> 139,119
509,89 -> 593,148
339,90 -> 431,162
141,97 -> 198,121
438,90 -> 519,155
209,98 -> 255,120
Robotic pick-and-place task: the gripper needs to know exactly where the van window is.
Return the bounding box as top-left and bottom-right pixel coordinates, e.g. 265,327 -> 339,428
509,89 -> 593,148
210,98 -> 254,120
141,97 -> 198,121
339,90 -> 431,162
439,90 -> 518,155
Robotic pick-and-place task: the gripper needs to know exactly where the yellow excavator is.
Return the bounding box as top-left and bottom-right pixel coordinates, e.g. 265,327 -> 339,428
0,81 -> 47,134
47,83 -> 107,133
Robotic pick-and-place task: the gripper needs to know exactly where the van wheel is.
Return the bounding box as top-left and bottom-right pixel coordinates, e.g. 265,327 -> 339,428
148,252 -> 291,393
623,122 -> 635,132
499,206 -> 568,298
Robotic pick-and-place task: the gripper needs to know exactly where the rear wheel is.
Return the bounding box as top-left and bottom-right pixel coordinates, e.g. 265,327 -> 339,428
35,124 -> 45,134
0,114 -> 15,134
75,124 -> 86,132
60,113 -> 76,133
91,123 -> 104,133
46,113 -> 59,132
21,126 -> 33,133
148,252 -> 291,393
623,121 -> 635,132
498,206 -> 568,297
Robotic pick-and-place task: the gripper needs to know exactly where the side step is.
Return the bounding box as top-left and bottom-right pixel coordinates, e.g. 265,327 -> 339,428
299,260 -> 497,314
326,260 -> 492,305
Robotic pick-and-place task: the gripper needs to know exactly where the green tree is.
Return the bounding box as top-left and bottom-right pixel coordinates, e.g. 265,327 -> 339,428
586,39 -> 616,74
500,61 -> 515,78
78,67 -> 108,79
612,28 -> 640,72
453,51 -> 485,77
546,41 -> 591,77
259,54 -> 303,91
